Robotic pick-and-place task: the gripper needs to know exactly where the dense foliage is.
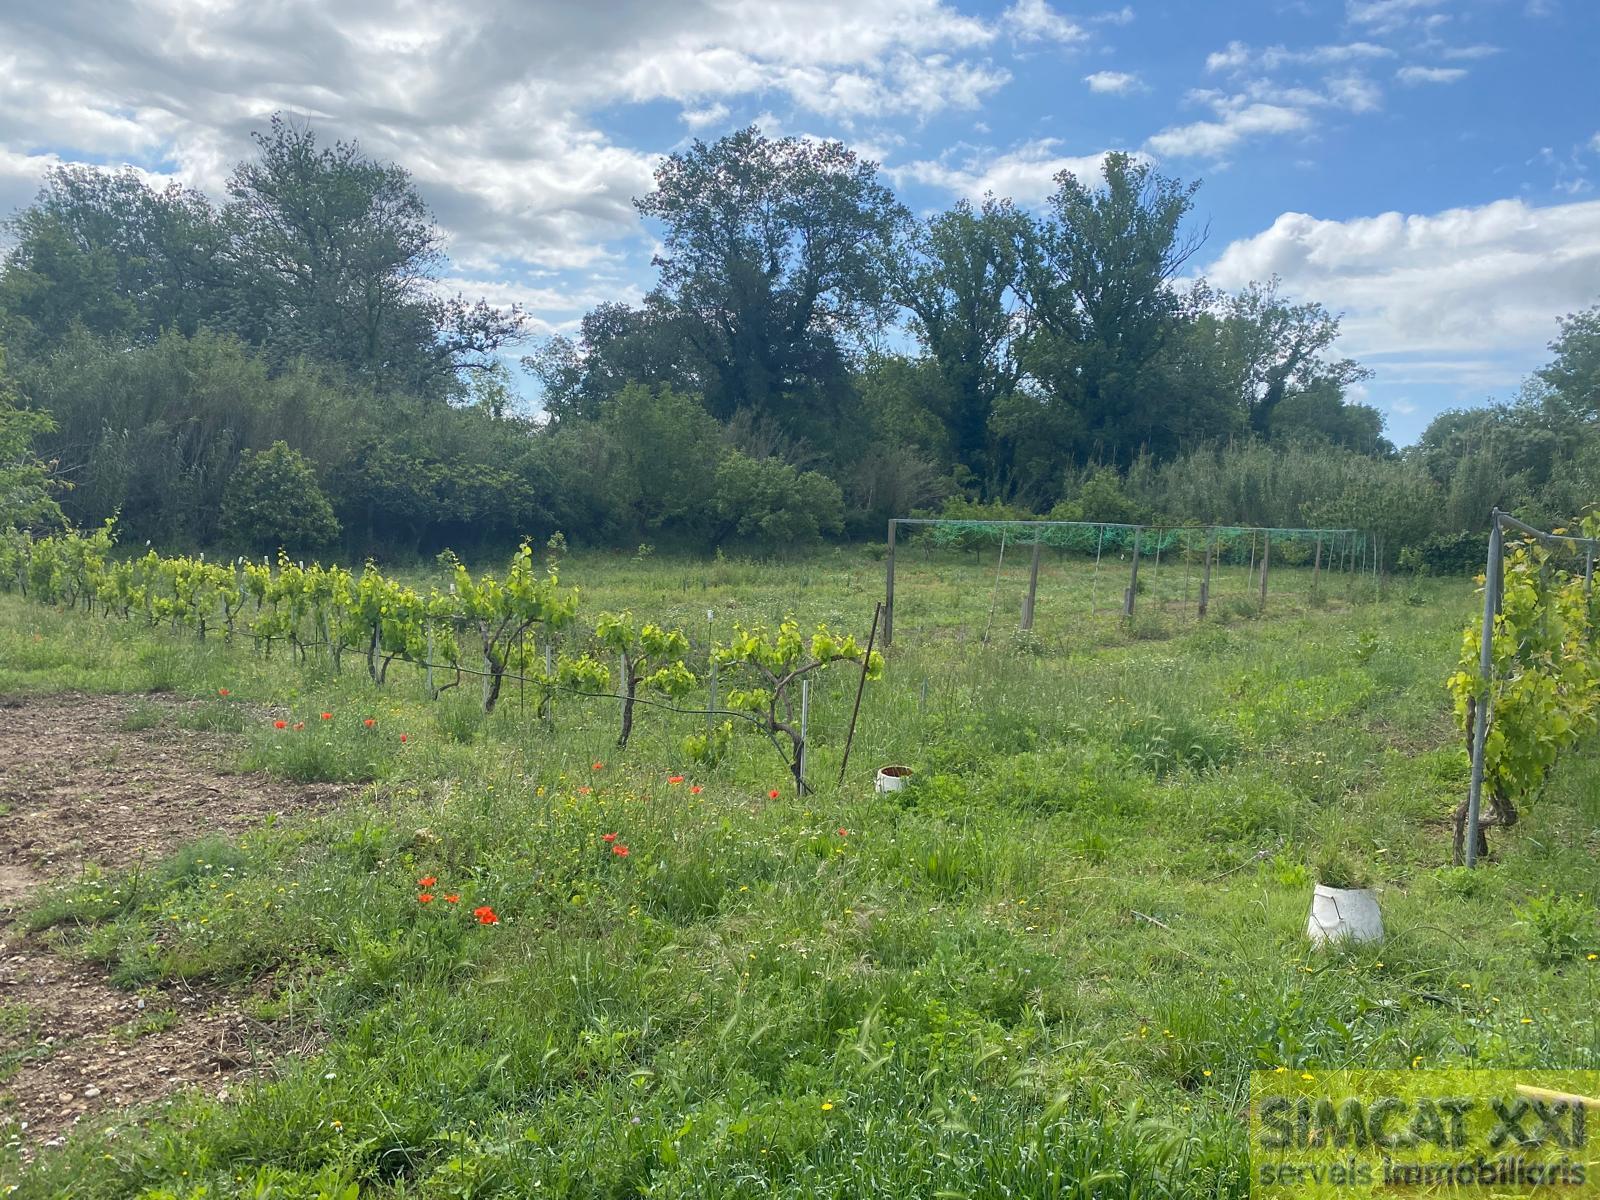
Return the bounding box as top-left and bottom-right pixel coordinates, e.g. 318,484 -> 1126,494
1,119 -> 1596,559
1446,517 -> 1600,859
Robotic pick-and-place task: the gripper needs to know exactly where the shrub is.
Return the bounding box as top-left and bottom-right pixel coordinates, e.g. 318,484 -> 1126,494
222,441 -> 340,552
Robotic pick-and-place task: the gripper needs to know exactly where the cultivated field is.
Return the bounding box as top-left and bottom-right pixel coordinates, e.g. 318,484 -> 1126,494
1,550 -> 1597,1198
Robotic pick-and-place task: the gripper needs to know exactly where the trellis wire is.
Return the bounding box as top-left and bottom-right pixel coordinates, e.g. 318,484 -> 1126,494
882,518 -> 1368,644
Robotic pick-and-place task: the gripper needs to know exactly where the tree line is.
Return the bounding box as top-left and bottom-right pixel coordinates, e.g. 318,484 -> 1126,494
0,117 -> 1594,562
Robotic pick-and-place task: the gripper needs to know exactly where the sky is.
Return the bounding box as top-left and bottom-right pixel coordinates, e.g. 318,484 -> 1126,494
0,0 -> 1597,444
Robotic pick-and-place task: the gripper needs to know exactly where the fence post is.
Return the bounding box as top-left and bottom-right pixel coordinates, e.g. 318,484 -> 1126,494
1123,527 -> 1142,617
1021,536 -> 1042,631
1313,535 -> 1323,594
1465,511 -> 1504,868
884,519 -> 897,647
797,679 -> 810,795
1198,530 -> 1213,618
425,625 -> 436,696
1259,532 -> 1271,610
1587,544 -> 1595,597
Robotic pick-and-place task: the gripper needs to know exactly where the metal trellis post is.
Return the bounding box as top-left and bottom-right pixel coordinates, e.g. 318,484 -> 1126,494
1464,510 -> 1504,869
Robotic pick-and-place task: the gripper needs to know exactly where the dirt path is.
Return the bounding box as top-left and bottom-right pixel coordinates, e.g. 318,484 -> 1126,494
0,692 -> 344,1150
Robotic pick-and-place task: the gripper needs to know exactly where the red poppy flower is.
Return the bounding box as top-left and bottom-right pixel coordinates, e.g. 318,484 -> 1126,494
591,761 -> 604,771
399,733 -> 408,743
320,712 -> 333,721
417,892 -> 435,904
217,688 -> 230,697
668,775 -> 684,785
768,790 -> 781,799
473,905 -> 499,925
611,844 -> 630,858
443,894 -> 460,904
293,722 -> 305,731
837,828 -> 849,837
418,875 -> 437,887
274,720 -> 287,730
363,718 -> 375,728
690,785 -> 703,795
601,832 -> 618,843
578,786 -> 592,795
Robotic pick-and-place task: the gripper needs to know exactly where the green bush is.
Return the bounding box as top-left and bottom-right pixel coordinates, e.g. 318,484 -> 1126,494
222,440 -> 340,553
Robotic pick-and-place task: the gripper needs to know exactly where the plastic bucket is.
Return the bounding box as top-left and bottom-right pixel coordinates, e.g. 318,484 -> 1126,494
875,765 -> 913,794
1307,885 -> 1384,946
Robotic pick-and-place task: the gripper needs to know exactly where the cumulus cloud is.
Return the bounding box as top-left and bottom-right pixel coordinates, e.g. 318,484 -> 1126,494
896,140 -> 1131,205
1205,197 -> 1600,375
1345,0 -> 1447,34
1002,0 -> 1088,43
1083,70 -> 1143,94
0,0 -> 1018,276
1207,40 -> 1392,73
1145,99 -> 1311,160
1396,64 -> 1468,84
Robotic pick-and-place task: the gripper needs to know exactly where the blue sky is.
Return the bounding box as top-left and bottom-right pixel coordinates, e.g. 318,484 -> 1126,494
1,0 -> 1597,442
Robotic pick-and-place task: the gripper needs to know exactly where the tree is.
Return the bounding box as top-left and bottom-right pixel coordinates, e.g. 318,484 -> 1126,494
886,199 -> 1024,490
1537,302 -> 1600,421
634,127 -> 903,444
1220,278 -> 1369,437
1012,152 -> 1203,474
224,115 -> 522,397
0,347 -> 63,532
221,441 -> 340,552
0,166 -> 230,355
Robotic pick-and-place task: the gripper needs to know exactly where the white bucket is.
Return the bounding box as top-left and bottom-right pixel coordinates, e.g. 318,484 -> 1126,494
1307,885 -> 1384,946
875,765 -> 913,794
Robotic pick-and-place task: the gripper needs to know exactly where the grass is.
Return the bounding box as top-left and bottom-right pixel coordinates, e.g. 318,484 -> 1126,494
1,549 -> 1598,1197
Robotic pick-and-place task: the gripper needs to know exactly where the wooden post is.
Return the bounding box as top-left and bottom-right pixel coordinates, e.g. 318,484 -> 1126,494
1586,545 -> 1595,596
1020,537 -> 1042,631
1198,531 -> 1213,618
1259,532 -> 1271,610
1123,527 -> 1142,617
1312,535 -> 1323,594
796,679 -> 810,795
884,519 -> 897,647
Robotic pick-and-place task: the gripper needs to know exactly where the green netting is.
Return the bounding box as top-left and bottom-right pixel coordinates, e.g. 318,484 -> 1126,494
898,518 -> 1368,562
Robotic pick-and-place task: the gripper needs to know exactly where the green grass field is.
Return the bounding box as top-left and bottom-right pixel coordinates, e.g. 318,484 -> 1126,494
2,549 -> 1597,1198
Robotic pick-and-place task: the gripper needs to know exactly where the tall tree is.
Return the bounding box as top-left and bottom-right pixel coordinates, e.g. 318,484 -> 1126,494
1010,152 -> 1204,476
1220,277 -> 1368,436
0,166 -> 229,354
634,127 -> 903,447
1537,302 -> 1600,421
886,199 -> 1024,490
225,115 -> 522,397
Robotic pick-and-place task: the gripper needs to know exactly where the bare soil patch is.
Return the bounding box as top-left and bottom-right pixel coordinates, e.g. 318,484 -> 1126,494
0,691 -> 343,1149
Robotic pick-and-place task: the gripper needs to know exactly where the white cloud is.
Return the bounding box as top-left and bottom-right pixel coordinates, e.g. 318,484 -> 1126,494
1440,43 -> 1501,60
1208,40 -> 1393,73
1206,41 -> 1252,73
1396,65 -> 1468,84
1145,100 -> 1311,160
1093,6 -> 1135,24
896,140 -> 1131,205
1083,70 -> 1142,94
1591,132 -> 1600,154
1205,197 -> 1600,371
1002,0 -> 1087,44
0,0 -> 1020,280
1325,72 -> 1383,112
1346,0 -> 1447,34
681,103 -> 731,129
